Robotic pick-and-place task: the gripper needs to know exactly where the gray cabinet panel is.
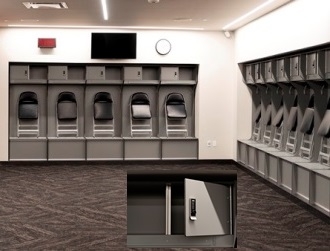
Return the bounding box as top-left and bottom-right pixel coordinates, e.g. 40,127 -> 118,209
254,63 -> 264,84
9,138 -> 47,161
161,67 -> 179,81
185,178 -> 230,236
48,138 -> 85,160
290,55 -> 305,81
265,60 -> 276,83
124,138 -> 161,160
86,138 -> 123,160
86,66 -> 105,80
314,173 -> 330,214
162,138 -> 198,160
276,58 -> 289,82
296,167 -> 310,201
10,65 -> 29,80
245,64 -> 254,84
124,67 -> 142,80
326,50 -> 330,79
48,66 -> 68,80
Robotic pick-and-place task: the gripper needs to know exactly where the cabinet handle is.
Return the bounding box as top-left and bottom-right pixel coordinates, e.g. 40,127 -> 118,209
190,198 -> 197,221
24,70 -> 28,76
312,60 -> 315,68
137,71 -> 141,76
101,71 -> 104,76
63,70 -> 66,75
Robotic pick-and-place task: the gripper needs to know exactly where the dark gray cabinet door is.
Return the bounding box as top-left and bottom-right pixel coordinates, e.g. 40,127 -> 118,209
185,178 -> 231,236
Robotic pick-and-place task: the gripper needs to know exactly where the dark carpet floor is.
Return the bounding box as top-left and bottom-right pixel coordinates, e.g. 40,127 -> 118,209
0,161 -> 329,250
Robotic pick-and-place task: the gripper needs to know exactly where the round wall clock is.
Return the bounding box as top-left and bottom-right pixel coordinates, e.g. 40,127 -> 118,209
156,39 -> 171,55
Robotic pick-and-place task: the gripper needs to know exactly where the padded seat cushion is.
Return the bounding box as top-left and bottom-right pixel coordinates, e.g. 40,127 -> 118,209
317,110 -> 330,137
286,107 -> 298,131
132,104 -> 151,119
300,108 -> 314,134
94,102 -> 113,120
263,105 -> 272,126
57,102 -> 77,120
272,106 -> 284,127
19,103 -> 38,119
167,104 -> 187,119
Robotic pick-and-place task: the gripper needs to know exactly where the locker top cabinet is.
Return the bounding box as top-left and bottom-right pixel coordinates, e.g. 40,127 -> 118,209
10,65 -> 48,84
48,65 -> 86,84
264,60 -> 276,83
325,49 -> 330,79
160,66 -> 198,85
86,66 -> 123,84
254,62 -> 265,84
243,64 -> 255,84
306,50 -> 325,81
276,57 -> 290,83
290,54 -> 306,82
124,66 -> 160,85
127,170 -> 237,248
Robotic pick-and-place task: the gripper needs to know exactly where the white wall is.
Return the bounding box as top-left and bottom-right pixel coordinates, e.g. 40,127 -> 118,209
0,28 -> 235,160
234,0 -> 330,157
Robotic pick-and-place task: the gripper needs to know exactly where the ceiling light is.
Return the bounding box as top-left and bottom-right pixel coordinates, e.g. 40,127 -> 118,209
222,0 -> 275,30
101,0 -> 108,20
22,2 -> 68,9
173,18 -> 193,22
148,0 -> 160,3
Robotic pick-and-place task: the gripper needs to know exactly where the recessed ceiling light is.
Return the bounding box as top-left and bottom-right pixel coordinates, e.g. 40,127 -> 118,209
173,18 -> 193,22
101,0 -> 108,20
20,19 -> 40,22
148,0 -> 160,3
22,2 -> 68,9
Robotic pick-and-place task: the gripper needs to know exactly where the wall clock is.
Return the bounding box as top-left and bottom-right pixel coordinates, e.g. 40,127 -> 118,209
156,39 -> 171,55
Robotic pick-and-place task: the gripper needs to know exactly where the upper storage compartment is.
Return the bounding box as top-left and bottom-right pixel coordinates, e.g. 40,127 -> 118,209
160,66 -> 198,85
10,65 -> 48,84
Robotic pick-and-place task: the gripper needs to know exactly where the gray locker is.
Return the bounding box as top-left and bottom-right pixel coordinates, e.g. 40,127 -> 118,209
265,60 -> 276,83
161,67 -> 179,81
326,50 -> 330,79
290,55 -> 305,81
86,66 -> 105,80
10,65 -> 48,84
244,64 -> 254,84
305,50 -> 325,80
313,172 -> 330,215
9,138 -> 47,161
295,166 -> 310,202
276,58 -> 290,82
254,62 -> 264,84
48,65 -> 68,80
10,65 -> 29,80
48,138 -> 85,160
185,179 -> 230,236
86,138 -> 124,160
124,67 -> 142,81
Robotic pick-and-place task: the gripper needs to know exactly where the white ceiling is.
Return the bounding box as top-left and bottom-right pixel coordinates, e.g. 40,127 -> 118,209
0,0 -> 292,30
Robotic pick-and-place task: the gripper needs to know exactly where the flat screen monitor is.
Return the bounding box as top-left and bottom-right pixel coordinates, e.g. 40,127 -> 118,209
91,33 -> 137,59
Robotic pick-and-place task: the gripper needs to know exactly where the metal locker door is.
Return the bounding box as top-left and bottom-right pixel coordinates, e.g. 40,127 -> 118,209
185,178 -> 231,236
306,52 -> 317,76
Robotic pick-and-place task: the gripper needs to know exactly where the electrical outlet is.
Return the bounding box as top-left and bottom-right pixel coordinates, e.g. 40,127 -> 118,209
207,140 -> 211,147
212,140 -> 217,147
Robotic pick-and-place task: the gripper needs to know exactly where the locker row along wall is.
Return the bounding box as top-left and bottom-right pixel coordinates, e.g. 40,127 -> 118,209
237,43 -> 330,217
9,63 -> 198,161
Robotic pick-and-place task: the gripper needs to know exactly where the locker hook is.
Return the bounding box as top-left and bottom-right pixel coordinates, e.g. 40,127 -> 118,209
289,86 -> 293,95
321,84 -> 325,95
303,85 -> 308,95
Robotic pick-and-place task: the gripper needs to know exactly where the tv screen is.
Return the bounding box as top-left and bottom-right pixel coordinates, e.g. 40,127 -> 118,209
91,33 -> 137,59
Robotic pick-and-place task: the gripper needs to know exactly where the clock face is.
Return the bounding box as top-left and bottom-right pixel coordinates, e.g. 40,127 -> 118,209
156,39 -> 171,55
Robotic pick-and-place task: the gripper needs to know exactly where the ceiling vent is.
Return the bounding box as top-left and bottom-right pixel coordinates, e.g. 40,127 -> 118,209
23,2 -> 68,9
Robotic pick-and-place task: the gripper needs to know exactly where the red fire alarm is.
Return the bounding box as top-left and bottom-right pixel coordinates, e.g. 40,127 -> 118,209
38,38 -> 56,48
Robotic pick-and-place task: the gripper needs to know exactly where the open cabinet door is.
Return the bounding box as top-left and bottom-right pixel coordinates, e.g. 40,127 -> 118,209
185,178 -> 231,236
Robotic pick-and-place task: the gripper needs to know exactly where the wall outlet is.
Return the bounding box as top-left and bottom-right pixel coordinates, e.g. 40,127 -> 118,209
212,140 -> 217,147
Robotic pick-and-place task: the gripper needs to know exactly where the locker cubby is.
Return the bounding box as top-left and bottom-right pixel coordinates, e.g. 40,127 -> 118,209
244,64 -> 254,84
254,62 -> 265,84
48,65 -> 86,84
306,51 -> 325,80
312,170 -> 330,216
325,49 -> 330,79
264,60 -> 276,83
86,66 -> 123,84
160,66 -> 197,85
290,54 -> 306,82
276,58 -> 290,82
10,65 -> 48,84
48,138 -> 86,160
127,170 -> 237,248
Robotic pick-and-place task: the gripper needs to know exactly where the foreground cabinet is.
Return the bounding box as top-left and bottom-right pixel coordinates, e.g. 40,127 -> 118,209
127,170 -> 237,248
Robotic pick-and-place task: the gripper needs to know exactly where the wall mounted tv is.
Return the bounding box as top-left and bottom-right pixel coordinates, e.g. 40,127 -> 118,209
91,33 -> 137,59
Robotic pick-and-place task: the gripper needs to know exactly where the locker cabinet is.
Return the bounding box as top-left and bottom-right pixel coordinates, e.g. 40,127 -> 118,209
290,54 -> 306,81
276,58 -> 290,82
10,65 -> 48,84
306,51 -> 325,80
127,170 -> 236,248
244,64 -> 254,84
264,60 -> 276,83
254,62 -> 265,84
325,50 -> 330,79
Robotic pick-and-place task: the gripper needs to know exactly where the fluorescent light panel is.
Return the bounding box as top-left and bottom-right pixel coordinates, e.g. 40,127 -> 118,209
222,0 -> 275,30
7,24 -> 204,30
101,0 -> 108,20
